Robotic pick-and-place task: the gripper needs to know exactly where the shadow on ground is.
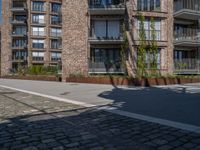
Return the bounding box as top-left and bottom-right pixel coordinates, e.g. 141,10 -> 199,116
98,84 -> 200,126
0,86 -> 200,150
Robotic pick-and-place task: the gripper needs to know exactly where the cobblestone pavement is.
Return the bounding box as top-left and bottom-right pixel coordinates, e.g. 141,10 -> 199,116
0,87 -> 200,150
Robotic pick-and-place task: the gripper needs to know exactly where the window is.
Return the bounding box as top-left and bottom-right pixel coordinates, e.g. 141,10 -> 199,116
90,0 -> 122,7
90,48 -> 121,63
136,19 -> 161,40
12,26 -> 26,35
51,3 -> 61,13
51,39 -> 62,49
32,27 -> 45,36
50,28 -> 61,37
93,20 -> 120,39
142,49 -> 161,69
32,14 -> 45,24
51,15 -> 61,25
32,1 -> 45,11
32,52 -> 44,61
13,15 -> 26,21
12,39 -> 26,47
137,0 -> 161,11
12,51 -> 27,60
32,39 -> 45,49
51,52 -> 61,61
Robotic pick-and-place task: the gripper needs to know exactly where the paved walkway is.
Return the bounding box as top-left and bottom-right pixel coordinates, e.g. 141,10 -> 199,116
0,87 -> 200,150
0,79 -> 200,129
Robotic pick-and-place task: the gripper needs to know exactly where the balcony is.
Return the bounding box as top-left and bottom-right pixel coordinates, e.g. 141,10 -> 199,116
174,28 -> 200,47
89,0 -> 125,15
11,44 -> 27,50
89,35 -> 124,44
11,31 -> 27,37
10,2 -> 27,12
174,59 -> 200,74
10,18 -> 26,24
89,61 -> 125,74
174,0 -> 200,20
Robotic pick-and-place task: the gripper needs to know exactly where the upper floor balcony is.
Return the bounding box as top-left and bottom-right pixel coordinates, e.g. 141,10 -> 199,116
88,0 -> 125,15
174,0 -> 200,20
174,27 -> 200,47
89,20 -> 124,44
10,17 -> 27,24
10,1 -> 27,12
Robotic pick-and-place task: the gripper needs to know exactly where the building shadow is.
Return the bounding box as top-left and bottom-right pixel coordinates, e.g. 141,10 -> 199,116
0,85 -> 200,149
98,84 -> 200,126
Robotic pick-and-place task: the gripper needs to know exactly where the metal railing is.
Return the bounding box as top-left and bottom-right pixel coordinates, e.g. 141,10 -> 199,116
174,28 -> 200,41
174,0 -> 200,12
89,61 -> 124,73
89,0 -> 125,8
174,58 -> 200,74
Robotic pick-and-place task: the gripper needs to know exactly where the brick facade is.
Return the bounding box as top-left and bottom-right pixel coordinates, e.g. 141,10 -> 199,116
3,0 -> 197,79
62,0 -> 89,80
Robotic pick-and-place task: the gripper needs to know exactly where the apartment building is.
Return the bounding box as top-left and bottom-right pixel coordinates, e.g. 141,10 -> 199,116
173,0 -> 200,74
1,0 -> 62,75
1,0 -> 200,79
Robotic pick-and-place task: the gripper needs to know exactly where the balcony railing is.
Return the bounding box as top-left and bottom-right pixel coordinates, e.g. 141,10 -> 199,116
89,61 -> 124,73
174,59 -> 200,74
10,17 -> 27,24
174,28 -> 200,41
11,31 -> 27,36
11,2 -> 27,11
32,57 -> 44,61
174,0 -> 200,12
89,0 -> 125,8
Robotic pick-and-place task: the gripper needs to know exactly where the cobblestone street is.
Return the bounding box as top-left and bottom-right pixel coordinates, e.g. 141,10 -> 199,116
0,87 -> 200,150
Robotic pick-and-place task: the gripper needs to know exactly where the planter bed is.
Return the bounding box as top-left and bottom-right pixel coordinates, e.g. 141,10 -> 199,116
1,75 -> 61,82
66,76 -> 200,87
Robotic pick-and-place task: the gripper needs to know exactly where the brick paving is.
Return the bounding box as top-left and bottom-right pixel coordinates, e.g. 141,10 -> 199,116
0,87 -> 200,150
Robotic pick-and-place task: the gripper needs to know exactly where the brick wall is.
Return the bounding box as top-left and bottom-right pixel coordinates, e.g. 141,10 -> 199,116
62,0 -> 89,80
1,0 -> 12,76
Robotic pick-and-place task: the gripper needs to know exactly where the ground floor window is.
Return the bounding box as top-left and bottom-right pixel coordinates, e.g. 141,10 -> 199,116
90,48 -> 121,63
174,50 -> 197,60
145,49 -> 161,69
90,48 -> 123,72
137,48 -> 161,69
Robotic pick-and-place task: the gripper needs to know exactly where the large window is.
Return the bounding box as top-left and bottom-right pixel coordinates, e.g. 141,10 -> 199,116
51,3 -> 61,13
12,26 -> 26,35
32,39 -> 45,49
12,39 -> 26,47
145,49 -> 161,69
32,14 -> 45,24
51,52 -> 61,61
50,28 -> 62,37
32,1 -> 45,11
51,39 -> 62,49
12,51 -> 27,60
32,27 -> 45,36
136,19 -> 161,40
137,0 -> 161,11
92,20 -> 120,39
51,15 -> 61,25
90,0 -> 123,7
90,48 -> 121,63
32,52 -> 44,61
